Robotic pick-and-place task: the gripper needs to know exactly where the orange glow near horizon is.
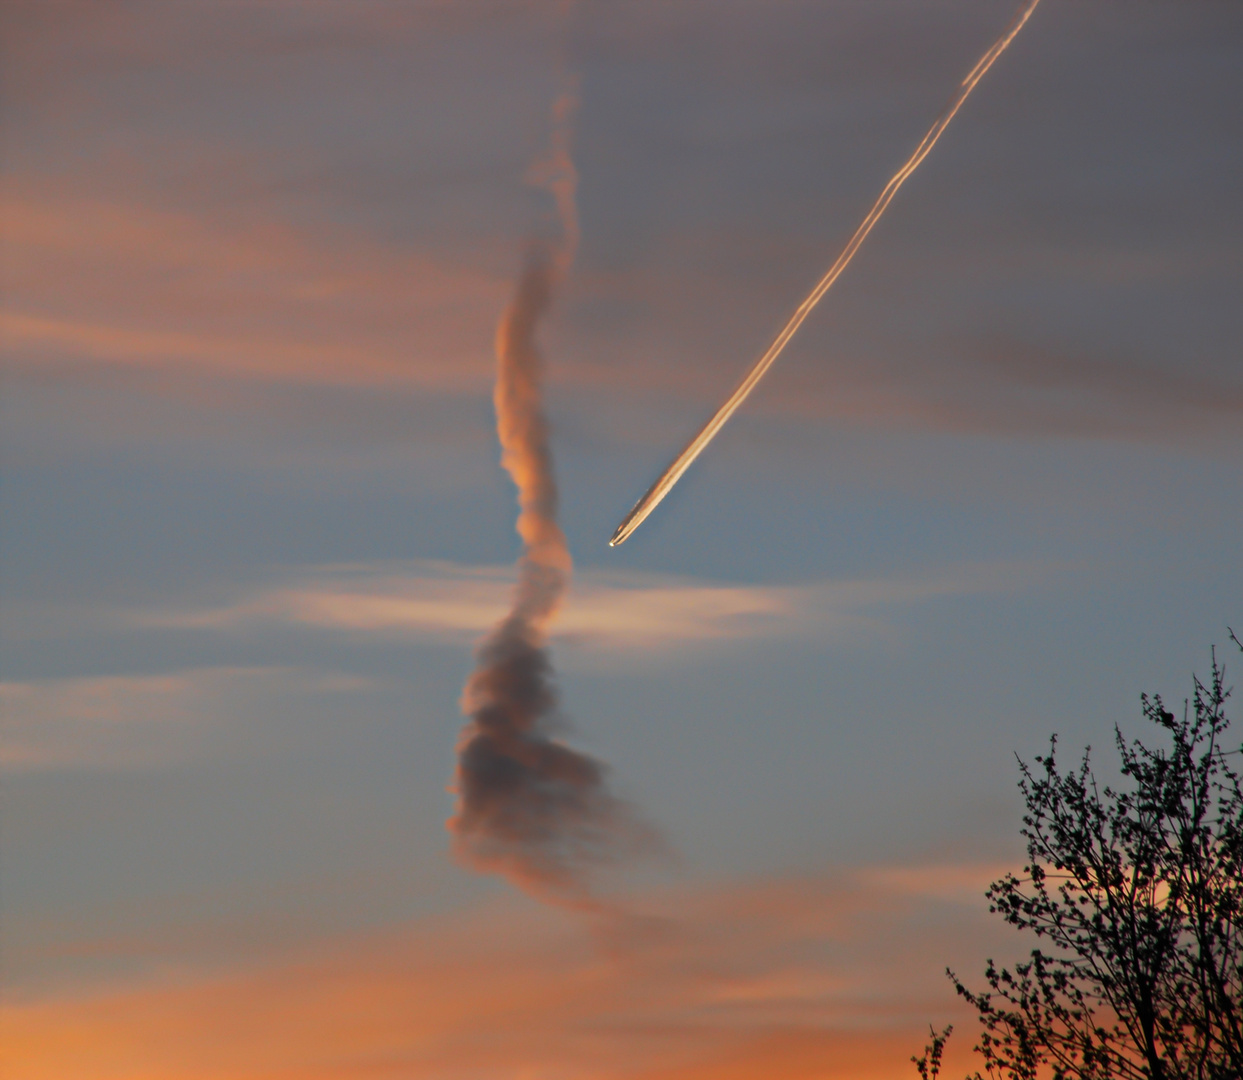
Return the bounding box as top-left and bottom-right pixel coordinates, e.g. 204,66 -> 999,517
1,868 -> 1007,1080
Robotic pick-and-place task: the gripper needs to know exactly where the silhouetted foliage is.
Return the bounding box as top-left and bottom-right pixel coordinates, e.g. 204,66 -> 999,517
913,1024 -> 954,1080
919,635 -> 1243,1080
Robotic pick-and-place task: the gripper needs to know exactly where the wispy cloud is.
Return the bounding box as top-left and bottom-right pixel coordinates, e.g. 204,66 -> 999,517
0,667 -> 377,771
7,180 -> 1238,449
1,863 -> 1020,1080
2,189 -> 505,390
0,559 -> 1045,772
0,673 -> 195,770
559,254 -> 1243,447
131,559 -> 1036,654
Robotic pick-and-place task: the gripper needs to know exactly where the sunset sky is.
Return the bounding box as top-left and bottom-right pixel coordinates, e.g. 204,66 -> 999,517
3,2 -> 1241,1077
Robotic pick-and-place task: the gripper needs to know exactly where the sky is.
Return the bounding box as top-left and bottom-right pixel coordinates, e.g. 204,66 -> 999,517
2,1 -> 1241,1077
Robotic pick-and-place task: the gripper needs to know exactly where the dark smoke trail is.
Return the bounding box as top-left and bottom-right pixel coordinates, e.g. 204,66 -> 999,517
448,92 -> 650,908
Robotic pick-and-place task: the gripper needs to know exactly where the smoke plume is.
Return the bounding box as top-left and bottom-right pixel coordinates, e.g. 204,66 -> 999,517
449,89 -> 649,907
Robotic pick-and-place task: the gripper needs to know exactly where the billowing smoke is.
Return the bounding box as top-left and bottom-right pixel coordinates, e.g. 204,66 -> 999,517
449,90 -> 651,908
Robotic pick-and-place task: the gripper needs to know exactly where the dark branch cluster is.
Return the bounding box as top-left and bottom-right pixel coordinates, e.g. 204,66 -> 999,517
921,635 -> 1243,1080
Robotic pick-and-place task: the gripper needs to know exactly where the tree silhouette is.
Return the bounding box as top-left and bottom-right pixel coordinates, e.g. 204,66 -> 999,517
919,635 -> 1243,1080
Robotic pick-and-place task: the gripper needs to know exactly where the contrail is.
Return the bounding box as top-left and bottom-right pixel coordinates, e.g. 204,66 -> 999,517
609,0 -> 1043,547
450,86 -> 653,908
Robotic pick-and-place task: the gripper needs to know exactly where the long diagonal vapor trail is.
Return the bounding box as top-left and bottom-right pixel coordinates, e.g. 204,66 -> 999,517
609,0 -> 1042,547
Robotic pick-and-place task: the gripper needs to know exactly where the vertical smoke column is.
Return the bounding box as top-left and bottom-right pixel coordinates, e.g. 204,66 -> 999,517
449,88 -> 642,907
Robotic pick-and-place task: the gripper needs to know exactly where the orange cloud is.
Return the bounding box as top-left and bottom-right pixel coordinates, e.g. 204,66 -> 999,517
7,182 -> 1236,452
129,559 -> 1038,657
3,867 -> 1014,1080
2,187 -> 506,391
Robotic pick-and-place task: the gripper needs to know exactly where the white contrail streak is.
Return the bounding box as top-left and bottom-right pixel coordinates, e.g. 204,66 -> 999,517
609,0 -> 1042,547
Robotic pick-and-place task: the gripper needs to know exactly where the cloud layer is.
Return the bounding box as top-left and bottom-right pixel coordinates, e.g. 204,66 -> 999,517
2,864 -> 1019,1080
126,559 -> 1033,654
0,667 -> 377,771
5,1 -> 1240,449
